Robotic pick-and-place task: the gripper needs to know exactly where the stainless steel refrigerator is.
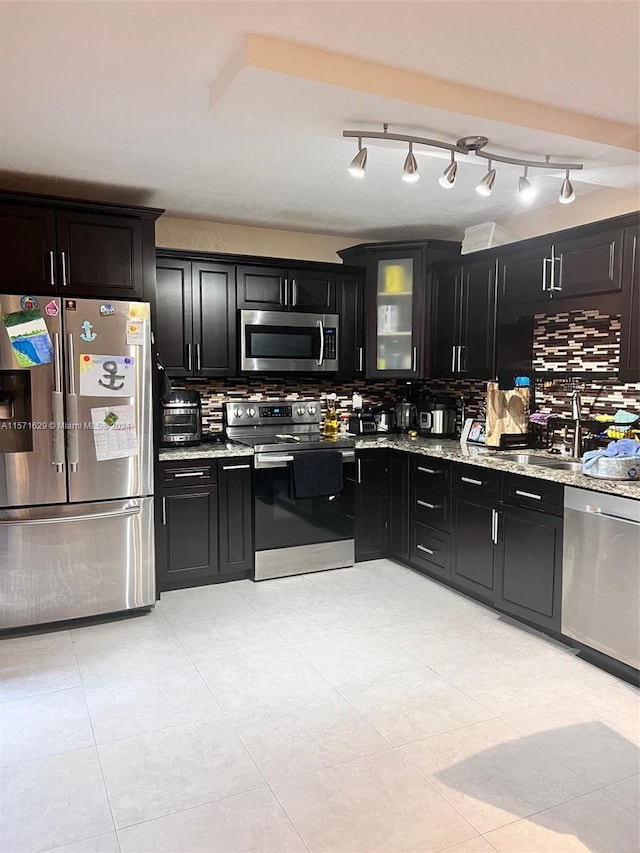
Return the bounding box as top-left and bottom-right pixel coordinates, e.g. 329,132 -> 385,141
0,295 -> 154,630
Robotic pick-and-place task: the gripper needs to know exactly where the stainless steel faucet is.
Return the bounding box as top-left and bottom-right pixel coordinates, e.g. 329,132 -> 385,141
571,390 -> 583,458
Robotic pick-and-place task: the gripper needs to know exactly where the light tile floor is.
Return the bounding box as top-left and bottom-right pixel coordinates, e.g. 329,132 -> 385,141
1,559 -> 638,853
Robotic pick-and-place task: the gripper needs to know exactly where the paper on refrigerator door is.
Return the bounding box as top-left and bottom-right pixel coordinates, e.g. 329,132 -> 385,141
2,309 -> 53,367
79,354 -> 136,397
126,303 -> 149,346
91,404 -> 138,461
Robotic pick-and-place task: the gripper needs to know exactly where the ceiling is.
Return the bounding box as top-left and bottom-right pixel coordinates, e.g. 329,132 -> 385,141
1,1 -> 638,240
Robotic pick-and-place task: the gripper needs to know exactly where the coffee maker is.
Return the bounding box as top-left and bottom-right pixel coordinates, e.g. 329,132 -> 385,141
418,393 -> 457,437
394,383 -> 419,433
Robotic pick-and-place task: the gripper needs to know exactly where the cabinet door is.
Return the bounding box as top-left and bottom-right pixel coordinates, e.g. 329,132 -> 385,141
289,268 -> 336,312
553,228 -> 624,298
619,226 -> 640,382
387,451 -> 409,559
498,243 -> 552,306
156,487 -> 219,591
367,250 -> 423,378
237,265 -> 287,309
337,271 -> 365,377
459,259 -> 497,379
155,258 -> 193,376
0,204 -> 57,294
452,491 -> 497,599
218,459 -> 253,576
192,262 -> 236,376
431,265 -> 460,378
56,210 -> 144,297
355,451 -> 387,560
497,505 -> 562,631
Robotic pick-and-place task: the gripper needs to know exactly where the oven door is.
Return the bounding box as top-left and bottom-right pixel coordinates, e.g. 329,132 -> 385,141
253,450 -> 355,579
240,310 -> 338,372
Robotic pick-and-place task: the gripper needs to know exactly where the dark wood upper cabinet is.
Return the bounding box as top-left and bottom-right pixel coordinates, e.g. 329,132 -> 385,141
498,243 -> 552,306
432,258 -> 496,379
0,193 -> 161,299
0,204 -> 57,294
289,268 -> 336,312
155,258 -> 193,376
192,262 -> 237,377
336,270 -> 365,377
237,265 -> 287,309
619,225 -> 640,382
552,227 -> 624,299
237,265 -> 336,313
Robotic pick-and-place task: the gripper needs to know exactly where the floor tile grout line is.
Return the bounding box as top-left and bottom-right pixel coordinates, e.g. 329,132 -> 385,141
596,774 -> 640,819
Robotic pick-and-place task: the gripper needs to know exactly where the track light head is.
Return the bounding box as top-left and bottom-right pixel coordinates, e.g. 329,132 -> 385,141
518,167 -> 536,203
559,170 -> 575,204
348,141 -> 367,178
438,155 -> 457,188
402,144 -> 419,183
476,163 -> 496,197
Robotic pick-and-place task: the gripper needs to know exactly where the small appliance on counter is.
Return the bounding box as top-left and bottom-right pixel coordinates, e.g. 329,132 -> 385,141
161,389 -> 202,447
348,411 -> 378,435
418,394 -> 457,438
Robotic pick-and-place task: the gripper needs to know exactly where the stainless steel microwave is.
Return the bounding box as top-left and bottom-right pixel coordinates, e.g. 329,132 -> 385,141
240,310 -> 339,372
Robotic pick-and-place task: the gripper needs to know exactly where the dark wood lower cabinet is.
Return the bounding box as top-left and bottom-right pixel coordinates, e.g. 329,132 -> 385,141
387,450 -> 409,559
156,485 -> 219,591
218,459 -> 253,576
354,450 -> 387,561
497,504 -> 562,632
451,491 -> 498,600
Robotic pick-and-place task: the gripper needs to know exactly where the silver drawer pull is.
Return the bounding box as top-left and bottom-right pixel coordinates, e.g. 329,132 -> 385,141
173,471 -> 206,478
515,489 -> 542,500
417,544 -> 435,555
222,464 -> 251,470
461,476 -> 483,486
417,500 -> 441,510
418,467 -> 441,475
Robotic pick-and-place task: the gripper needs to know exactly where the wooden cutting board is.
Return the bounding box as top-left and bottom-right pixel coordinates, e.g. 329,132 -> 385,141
486,382 -> 530,447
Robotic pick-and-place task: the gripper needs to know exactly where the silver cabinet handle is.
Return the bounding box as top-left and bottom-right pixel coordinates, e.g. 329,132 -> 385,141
412,346 -> 417,372
186,343 -> 193,372
316,319 -> 324,366
51,332 -> 65,472
0,506 -> 141,527
549,253 -> 562,292
49,250 -> 55,286
461,476 -> 483,486
451,345 -> 457,372
280,280 -> 286,306
173,471 -> 206,478
61,251 -> 68,286
162,496 -> 167,526
291,280 -> 298,306
283,278 -> 289,307
196,343 -> 202,372
515,489 -> 542,500
222,464 -> 251,470
542,256 -> 549,291
458,345 -> 466,372
417,500 -> 441,510
66,333 -> 79,472
358,346 -> 364,372
357,457 -> 361,484
418,466 -> 441,475
491,508 -> 499,544
417,544 -> 435,555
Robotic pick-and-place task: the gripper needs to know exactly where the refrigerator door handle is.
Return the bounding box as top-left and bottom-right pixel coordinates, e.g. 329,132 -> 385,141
0,505 -> 142,526
51,332 -> 65,472
66,333 -> 79,472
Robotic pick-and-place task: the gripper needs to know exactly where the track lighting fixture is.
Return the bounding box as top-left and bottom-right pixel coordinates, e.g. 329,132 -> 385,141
559,170 -> 576,204
347,139 -> 367,178
518,167 -> 536,203
342,126 -> 583,205
402,143 -> 419,183
476,162 -> 496,197
438,153 -> 457,188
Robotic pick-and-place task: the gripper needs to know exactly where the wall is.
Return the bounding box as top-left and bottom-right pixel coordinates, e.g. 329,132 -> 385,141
495,187 -> 639,242
155,216 -> 372,263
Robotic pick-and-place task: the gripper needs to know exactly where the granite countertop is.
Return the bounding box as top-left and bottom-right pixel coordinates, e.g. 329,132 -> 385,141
158,436 -> 640,499
353,435 -> 640,500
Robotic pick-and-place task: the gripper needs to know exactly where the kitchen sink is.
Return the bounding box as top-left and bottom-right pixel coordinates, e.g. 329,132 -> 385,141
501,453 -> 584,472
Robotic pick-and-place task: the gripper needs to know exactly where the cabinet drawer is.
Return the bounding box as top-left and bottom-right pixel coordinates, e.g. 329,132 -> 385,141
412,455 -> 451,485
453,463 -> 502,497
412,480 -> 450,531
410,523 -> 450,579
159,461 -> 217,487
503,474 -> 563,516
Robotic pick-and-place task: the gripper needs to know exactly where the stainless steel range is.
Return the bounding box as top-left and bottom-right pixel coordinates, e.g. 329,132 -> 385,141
225,400 -> 355,580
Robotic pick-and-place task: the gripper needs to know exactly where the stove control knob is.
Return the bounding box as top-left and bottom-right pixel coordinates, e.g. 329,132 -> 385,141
296,407 -> 306,416
307,406 -> 317,415
234,407 -> 244,418
246,407 -> 256,418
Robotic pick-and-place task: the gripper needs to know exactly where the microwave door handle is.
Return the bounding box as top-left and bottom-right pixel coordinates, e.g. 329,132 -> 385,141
316,319 -> 324,366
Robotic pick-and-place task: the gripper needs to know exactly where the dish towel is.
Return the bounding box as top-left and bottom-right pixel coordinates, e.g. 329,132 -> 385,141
292,450 -> 343,498
582,439 -> 640,470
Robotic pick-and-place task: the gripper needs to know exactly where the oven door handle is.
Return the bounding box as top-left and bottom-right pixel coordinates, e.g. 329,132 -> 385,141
254,450 -> 355,469
316,319 -> 324,366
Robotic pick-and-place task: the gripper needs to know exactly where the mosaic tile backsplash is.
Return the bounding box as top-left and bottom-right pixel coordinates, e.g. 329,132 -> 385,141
173,309 -> 638,433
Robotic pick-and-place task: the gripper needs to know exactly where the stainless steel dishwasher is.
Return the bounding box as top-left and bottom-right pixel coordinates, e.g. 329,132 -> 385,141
562,487 -> 640,669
